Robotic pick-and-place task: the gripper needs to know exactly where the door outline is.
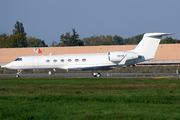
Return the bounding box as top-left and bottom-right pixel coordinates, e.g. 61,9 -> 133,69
33,58 -> 39,67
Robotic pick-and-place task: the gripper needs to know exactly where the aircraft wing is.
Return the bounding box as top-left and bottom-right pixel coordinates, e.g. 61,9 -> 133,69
67,55 -> 129,71
67,64 -> 117,71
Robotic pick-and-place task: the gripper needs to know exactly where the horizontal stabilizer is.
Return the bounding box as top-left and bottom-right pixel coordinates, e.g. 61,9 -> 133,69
145,33 -> 174,37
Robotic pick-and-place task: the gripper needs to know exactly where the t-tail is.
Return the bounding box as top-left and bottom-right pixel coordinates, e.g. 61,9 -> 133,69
131,33 -> 174,61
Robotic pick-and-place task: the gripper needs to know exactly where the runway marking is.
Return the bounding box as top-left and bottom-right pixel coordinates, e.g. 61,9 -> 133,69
154,76 -> 175,79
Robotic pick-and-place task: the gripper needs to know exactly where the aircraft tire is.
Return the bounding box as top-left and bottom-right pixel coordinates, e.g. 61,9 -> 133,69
16,74 -> 20,78
96,73 -> 101,77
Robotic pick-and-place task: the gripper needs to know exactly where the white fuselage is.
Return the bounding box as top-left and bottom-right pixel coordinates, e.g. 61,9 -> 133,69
3,51 -> 140,70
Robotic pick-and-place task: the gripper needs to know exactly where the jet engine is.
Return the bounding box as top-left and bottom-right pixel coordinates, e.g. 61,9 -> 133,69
108,51 -> 138,62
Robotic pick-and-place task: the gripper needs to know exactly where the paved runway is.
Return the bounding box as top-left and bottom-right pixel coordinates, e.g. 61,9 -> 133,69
0,73 -> 180,79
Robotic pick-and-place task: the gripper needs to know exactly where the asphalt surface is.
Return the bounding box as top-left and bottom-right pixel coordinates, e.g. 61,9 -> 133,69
0,73 -> 180,79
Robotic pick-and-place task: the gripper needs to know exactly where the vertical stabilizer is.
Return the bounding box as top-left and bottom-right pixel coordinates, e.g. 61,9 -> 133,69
132,33 -> 173,60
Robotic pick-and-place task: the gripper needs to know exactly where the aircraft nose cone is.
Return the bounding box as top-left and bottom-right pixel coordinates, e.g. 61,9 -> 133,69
2,63 -> 13,69
1,65 -> 5,68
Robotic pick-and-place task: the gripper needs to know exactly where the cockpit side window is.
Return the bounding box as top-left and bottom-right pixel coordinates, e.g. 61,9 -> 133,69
14,58 -> 22,61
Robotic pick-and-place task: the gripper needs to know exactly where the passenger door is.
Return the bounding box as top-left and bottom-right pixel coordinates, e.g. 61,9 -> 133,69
33,58 -> 39,68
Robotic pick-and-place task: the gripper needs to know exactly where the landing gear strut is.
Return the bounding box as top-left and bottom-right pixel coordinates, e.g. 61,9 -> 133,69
92,70 -> 101,77
16,70 -> 22,78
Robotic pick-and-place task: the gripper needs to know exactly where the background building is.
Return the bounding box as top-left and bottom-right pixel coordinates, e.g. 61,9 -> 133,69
0,44 -> 180,66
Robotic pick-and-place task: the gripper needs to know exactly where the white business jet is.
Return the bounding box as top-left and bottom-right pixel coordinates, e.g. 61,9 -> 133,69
1,33 -> 173,77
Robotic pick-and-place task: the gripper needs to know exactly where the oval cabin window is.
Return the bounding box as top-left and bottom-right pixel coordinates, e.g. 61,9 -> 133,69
53,59 -> 57,63
68,59 -> 72,62
46,60 -> 50,63
82,58 -> 86,62
75,59 -> 79,62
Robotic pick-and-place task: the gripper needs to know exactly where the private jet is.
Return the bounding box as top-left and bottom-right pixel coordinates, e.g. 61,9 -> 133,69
1,33 -> 173,77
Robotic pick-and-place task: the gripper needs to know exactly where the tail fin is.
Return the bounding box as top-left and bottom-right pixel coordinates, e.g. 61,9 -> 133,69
132,33 -> 173,59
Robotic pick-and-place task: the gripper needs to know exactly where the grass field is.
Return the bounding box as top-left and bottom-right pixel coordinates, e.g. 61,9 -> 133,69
1,78 -> 180,120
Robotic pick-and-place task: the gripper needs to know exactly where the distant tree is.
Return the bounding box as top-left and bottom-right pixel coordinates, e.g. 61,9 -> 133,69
176,39 -> 180,43
10,21 -> 27,47
82,37 -> 90,46
50,40 -> 58,47
0,33 -> 9,48
5,34 -> 14,48
160,37 -> 177,44
88,35 -> 102,45
123,34 -> 144,45
60,32 -> 71,46
27,36 -> 48,47
15,33 -> 27,47
0,21 -> 50,48
100,41 -> 112,45
3,33 -> 27,48
101,35 -> 113,45
70,28 -> 82,46
113,35 -> 123,45
82,34 -> 123,46
12,21 -> 25,36
123,38 -> 133,45
82,35 -> 105,46
99,35 -> 105,41
60,28 -> 84,46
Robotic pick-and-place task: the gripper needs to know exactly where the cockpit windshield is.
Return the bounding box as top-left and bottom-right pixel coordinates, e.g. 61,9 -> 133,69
14,58 -> 22,61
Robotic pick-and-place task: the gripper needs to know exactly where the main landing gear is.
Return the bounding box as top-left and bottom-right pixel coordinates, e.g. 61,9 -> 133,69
16,70 -> 22,78
92,70 -> 101,77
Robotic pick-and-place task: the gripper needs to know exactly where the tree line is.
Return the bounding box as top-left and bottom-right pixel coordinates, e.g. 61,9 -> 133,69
51,29 -> 144,47
1,21 -> 180,48
52,29 -> 180,47
0,21 -> 48,48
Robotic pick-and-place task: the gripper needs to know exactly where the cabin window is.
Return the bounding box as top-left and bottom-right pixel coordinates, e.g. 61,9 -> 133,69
68,59 -> 72,62
82,58 -> 86,62
46,60 -> 50,63
15,58 -> 22,61
53,59 -> 57,63
75,59 -> 79,62
61,59 -> 64,62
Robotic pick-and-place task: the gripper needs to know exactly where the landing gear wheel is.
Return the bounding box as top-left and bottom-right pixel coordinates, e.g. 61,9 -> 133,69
16,74 -> 20,78
96,73 -> 101,77
92,70 -> 101,77
94,73 -> 101,77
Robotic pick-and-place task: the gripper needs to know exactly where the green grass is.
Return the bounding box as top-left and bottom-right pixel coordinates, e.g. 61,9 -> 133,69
1,78 -> 180,119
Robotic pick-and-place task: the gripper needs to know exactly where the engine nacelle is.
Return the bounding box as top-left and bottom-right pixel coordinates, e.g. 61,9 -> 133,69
108,51 -> 138,62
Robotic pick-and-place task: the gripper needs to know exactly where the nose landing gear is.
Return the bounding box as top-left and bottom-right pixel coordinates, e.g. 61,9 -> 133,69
16,70 -> 22,78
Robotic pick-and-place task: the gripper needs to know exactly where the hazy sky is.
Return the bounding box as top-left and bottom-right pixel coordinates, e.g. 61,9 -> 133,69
0,0 -> 179,46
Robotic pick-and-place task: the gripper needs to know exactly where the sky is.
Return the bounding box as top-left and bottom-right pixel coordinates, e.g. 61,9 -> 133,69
0,0 -> 180,46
